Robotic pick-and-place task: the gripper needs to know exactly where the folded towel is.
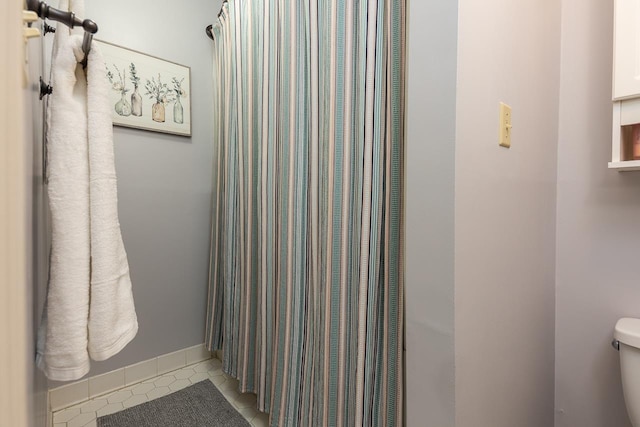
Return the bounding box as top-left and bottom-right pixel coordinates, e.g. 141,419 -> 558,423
37,0 -> 137,381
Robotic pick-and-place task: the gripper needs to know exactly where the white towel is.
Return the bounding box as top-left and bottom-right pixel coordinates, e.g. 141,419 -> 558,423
85,33 -> 138,363
37,0 -> 138,381
36,27 -> 92,383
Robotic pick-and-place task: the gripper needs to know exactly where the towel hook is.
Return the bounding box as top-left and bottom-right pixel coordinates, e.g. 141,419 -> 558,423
43,22 -> 56,36
39,77 -> 52,100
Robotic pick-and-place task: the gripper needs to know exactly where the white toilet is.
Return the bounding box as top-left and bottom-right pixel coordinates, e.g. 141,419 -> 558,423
614,318 -> 640,426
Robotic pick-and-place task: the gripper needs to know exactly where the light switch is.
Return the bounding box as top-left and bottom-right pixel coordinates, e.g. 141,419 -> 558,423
499,102 -> 512,148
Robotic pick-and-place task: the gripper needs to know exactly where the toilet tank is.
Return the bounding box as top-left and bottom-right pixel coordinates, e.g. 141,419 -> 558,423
615,318 -> 640,427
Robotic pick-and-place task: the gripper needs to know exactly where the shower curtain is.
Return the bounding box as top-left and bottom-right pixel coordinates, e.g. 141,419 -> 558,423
206,1 -> 405,425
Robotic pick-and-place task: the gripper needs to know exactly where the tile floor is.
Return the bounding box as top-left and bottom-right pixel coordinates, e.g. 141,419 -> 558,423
52,358 -> 270,427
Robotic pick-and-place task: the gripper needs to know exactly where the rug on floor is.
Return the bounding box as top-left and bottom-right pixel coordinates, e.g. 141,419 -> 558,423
96,380 -> 251,427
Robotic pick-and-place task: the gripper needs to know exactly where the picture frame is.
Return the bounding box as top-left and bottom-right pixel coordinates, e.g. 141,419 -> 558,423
95,40 -> 192,137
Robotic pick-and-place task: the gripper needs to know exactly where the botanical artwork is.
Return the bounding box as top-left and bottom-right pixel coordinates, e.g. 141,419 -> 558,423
96,40 -> 191,136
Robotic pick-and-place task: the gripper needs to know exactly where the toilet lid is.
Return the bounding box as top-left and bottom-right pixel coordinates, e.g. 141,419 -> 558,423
615,318 -> 640,349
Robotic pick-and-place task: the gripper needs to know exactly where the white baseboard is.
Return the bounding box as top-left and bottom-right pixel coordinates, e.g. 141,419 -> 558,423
48,344 -> 212,412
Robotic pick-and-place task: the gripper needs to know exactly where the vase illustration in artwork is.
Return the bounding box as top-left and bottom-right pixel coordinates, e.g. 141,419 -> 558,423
115,92 -> 132,116
173,95 -> 183,124
152,102 -> 165,123
145,73 -> 170,124
170,77 -> 187,125
131,87 -> 142,117
106,64 -> 131,117
129,63 -> 143,117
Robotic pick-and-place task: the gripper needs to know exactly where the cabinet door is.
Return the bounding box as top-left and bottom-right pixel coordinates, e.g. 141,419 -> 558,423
614,0 -> 640,100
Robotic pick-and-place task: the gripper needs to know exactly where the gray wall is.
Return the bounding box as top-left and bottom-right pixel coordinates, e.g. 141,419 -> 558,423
454,0 -> 560,426
405,1 -> 458,425
47,0 -> 222,384
555,0 -> 638,425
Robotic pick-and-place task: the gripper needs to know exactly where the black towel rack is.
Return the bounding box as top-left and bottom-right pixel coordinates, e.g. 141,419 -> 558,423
26,0 -> 98,34
26,0 -> 99,98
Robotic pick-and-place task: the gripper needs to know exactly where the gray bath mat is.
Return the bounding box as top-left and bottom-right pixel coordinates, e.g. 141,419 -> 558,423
97,380 -> 251,427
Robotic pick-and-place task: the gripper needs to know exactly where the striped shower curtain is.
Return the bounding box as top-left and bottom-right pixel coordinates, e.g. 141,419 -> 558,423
206,1 -> 405,425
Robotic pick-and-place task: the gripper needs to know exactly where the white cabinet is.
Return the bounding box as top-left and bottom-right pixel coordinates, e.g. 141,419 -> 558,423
614,0 -> 640,100
611,0 -> 640,171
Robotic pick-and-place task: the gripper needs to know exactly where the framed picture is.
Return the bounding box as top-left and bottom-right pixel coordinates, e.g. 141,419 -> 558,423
95,40 -> 192,137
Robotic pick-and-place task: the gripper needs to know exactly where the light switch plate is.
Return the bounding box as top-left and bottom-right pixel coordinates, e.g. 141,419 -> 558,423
499,102 -> 512,148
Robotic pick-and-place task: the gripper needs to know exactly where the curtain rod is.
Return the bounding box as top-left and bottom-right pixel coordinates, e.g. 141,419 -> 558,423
205,0 -> 228,40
